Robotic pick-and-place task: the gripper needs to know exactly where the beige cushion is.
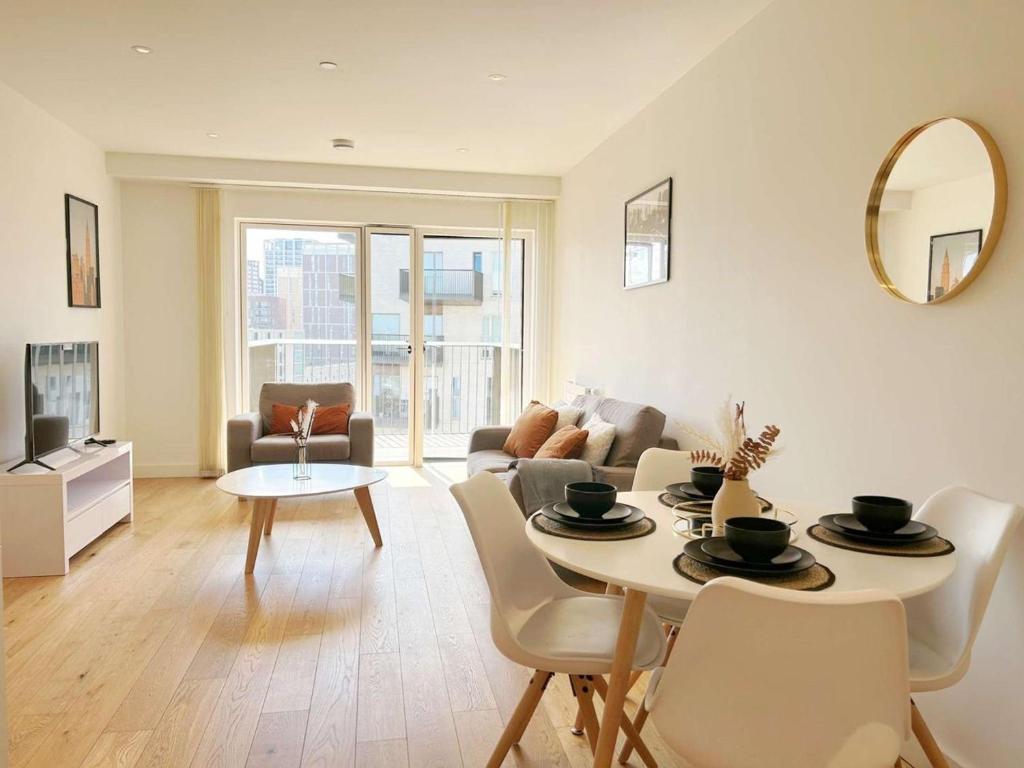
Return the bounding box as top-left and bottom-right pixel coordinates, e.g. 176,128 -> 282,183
251,434 -> 351,463
554,405 -> 584,431
580,415 -> 616,466
258,382 -> 356,434
467,449 -> 516,475
597,398 -> 668,467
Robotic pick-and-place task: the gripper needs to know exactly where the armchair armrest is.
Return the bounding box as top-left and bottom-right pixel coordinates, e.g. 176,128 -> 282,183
227,412 -> 261,472
348,411 -> 374,467
469,426 -> 512,454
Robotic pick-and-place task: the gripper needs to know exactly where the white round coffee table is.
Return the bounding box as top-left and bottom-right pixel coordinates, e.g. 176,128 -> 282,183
217,463 -> 387,573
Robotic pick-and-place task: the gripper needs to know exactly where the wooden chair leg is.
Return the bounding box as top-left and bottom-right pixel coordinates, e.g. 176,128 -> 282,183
592,676 -> 657,768
486,670 -> 552,767
571,707 -> 585,736
263,498 -> 278,535
911,700 -> 951,768
619,624 -> 679,764
570,675 -> 601,755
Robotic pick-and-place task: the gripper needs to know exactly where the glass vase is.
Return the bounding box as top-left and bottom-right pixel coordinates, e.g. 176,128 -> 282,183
293,442 -> 311,480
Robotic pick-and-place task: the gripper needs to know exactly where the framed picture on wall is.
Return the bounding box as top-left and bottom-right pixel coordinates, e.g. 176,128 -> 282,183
624,177 -> 671,289
65,193 -> 101,308
927,229 -> 981,301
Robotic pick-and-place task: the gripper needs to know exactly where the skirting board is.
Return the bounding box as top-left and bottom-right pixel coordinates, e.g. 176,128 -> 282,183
134,463 -> 201,478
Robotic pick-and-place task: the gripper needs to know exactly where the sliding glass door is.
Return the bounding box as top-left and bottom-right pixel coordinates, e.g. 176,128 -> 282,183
242,223 -> 527,465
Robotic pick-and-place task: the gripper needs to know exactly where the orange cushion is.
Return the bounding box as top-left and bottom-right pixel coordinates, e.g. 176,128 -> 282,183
534,425 -> 589,460
502,400 -> 558,458
269,403 -> 301,434
311,404 -> 351,435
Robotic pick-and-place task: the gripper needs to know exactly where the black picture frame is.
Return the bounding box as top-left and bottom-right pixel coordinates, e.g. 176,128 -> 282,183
927,228 -> 982,301
65,193 -> 101,308
624,177 -> 672,289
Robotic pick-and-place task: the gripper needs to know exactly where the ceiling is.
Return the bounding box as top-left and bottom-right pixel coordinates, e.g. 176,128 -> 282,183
0,0 -> 770,177
886,119 -> 993,191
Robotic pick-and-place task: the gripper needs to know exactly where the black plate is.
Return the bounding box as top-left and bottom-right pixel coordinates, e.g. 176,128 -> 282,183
552,501 -> 630,523
818,514 -> 937,544
683,538 -> 815,575
665,482 -> 714,500
541,503 -> 645,529
832,514 -> 927,538
701,538 -> 802,568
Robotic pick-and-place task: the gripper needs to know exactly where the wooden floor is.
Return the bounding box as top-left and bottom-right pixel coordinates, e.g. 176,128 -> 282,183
2,463 -> 680,768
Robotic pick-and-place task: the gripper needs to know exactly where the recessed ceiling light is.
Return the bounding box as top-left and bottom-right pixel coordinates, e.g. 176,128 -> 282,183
131,45 -> 153,54
318,61 -> 338,71
206,132 -> 220,139
456,147 -> 470,153
488,73 -> 507,81
332,138 -> 355,150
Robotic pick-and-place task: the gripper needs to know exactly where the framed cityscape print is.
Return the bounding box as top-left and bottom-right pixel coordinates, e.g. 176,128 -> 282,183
65,193 -> 101,308
927,229 -> 981,301
624,177 -> 671,289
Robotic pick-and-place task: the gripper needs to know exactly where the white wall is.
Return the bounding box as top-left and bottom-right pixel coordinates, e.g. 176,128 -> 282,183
0,80 -> 124,463
120,182 -> 198,476
550,1 -> 1024,766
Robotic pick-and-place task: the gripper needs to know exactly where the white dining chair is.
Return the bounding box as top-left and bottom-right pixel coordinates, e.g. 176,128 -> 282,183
902,486 -> 1023,768
646,577 -> 910,768
449,471 -> 668,767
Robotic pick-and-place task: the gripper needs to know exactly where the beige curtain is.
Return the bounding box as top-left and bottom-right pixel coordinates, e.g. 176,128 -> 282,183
196,187 -> 226,476
499,198 -> 556,410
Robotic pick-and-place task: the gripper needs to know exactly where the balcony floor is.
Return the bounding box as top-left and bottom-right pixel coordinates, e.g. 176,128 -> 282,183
375,431 -> 473,462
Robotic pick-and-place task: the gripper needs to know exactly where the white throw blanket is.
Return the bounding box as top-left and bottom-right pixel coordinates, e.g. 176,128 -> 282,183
511,458 -> 593,515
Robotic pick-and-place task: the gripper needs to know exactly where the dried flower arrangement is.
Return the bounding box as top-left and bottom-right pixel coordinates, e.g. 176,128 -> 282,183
290,399 -> 319,448
683,399 -> 781,481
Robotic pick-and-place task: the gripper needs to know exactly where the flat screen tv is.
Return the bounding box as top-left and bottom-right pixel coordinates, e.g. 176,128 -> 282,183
15,342 -> 100,470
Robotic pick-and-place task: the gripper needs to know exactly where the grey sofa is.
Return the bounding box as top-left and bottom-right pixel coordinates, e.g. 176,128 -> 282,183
467,394 -> 678,507
227,382 -> 374,472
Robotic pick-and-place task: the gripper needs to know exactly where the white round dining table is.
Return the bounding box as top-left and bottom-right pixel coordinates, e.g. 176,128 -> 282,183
525,490 -> 957,768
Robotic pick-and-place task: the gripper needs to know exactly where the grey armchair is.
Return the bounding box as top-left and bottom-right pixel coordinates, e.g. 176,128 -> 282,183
227,382 -> 374,472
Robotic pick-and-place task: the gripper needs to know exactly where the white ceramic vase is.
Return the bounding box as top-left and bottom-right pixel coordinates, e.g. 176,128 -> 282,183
711,478 -> 760,535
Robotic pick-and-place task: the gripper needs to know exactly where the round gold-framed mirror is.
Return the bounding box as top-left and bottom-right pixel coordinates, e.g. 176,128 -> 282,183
865,117 -> 1007,304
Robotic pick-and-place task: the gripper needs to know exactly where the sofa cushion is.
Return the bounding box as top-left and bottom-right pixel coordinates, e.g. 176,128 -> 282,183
259,382 -> 355,434
269,402 -> 301,435
535,425 -> 589,459
502,401 -> 558,458
580,415 -> 617,466
251,434 -> 351,463
554,405 -> 584,430
467,449 -> 516,475
597,398 -> 667,467
312,403 -> 351,435
570,394 -> 604,425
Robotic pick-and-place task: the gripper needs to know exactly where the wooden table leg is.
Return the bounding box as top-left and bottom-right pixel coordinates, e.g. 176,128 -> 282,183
593,588 -> 648,768
354,485 -> 383,548
263,498 -> 278,536
245,498 -> 271,574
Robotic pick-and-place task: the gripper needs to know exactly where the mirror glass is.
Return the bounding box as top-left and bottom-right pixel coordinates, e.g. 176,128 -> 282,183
868,118 -> 1004,304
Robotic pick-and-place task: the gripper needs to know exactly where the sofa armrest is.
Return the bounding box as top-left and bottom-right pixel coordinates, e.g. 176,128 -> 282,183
348,411 -> 374,467
593,464 -> 637,492
227,412 -> 261,472
658,435 -> 679,451
469,426 -> 512,454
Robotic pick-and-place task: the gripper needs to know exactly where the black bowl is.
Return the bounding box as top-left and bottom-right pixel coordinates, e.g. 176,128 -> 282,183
565,481 -> 618,519
852,496 -> 913,533
724,517 -> 790,563
691,466 -> 724,497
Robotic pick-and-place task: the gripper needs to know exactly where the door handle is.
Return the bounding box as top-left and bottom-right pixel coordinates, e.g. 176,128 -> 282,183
406,344 -> 413,355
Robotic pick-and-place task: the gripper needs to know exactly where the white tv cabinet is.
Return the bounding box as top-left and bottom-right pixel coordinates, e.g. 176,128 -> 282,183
0,441 -> 133,577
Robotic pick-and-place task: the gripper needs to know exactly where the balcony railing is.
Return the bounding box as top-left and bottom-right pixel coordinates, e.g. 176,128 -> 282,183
399,268 -> 484,305
247,337 -> 521,450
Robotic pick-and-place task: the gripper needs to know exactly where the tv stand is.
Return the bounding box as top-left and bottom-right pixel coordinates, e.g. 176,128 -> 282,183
5,457 -> 56,472
0,441 -> 133,576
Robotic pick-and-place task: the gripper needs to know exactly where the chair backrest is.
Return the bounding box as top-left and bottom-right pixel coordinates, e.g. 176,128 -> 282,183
905,486 -> 1022,672
649,578 -> 908,768
449,472 -> 570,640
633,447 -> 695,491
258,382 -> 355,434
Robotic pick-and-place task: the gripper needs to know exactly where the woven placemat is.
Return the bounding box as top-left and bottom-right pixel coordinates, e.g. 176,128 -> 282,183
659,493 -> 773,515
530,512 -> 657,541
807,525 -> 955,557
672,552 -> 835,591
